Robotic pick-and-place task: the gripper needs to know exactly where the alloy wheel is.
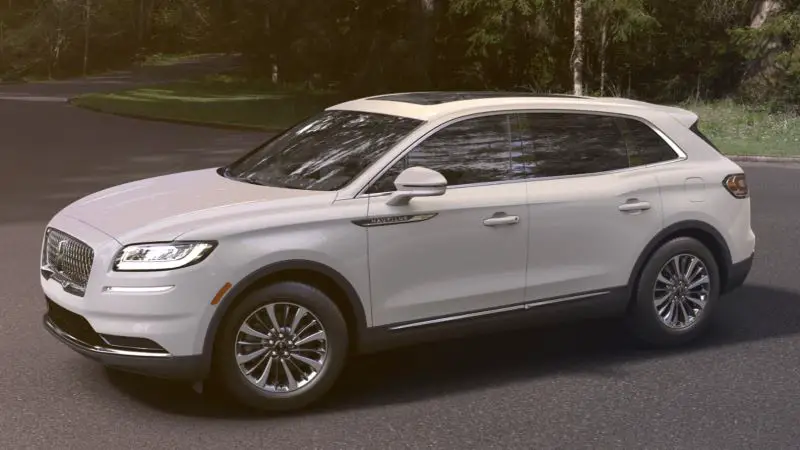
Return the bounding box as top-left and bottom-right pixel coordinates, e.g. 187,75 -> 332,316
652,253 -> 712,330
235,302 -> 329,393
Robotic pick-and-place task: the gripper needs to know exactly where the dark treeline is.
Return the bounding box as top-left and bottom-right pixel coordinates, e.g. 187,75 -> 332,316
0,0 -> 798,108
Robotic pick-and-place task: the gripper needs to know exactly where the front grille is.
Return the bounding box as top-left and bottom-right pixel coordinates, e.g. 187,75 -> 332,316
42,227 -> 95,295
45,298 -> 104,347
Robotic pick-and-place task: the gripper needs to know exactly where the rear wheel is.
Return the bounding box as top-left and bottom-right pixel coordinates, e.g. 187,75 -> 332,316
626,236 -> 720,347
212,281 -> 349,412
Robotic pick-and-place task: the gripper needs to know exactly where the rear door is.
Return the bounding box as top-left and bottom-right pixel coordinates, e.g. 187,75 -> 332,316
516,112 -> 673,303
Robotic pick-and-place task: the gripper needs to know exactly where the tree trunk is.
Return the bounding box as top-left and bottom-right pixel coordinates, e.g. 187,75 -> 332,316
571,0 -> 584,96
600,20 -> 607,97
750,0 -> 782,28
82,0 -> 91,76
741,0 -> 786,95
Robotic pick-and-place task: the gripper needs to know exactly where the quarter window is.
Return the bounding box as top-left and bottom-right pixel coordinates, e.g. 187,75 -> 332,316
366,114 -> 527,193
620,118 -> 679,166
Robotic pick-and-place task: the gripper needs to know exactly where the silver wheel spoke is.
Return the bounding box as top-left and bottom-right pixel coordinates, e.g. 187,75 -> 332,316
256,357 -> 274,387
280,359 -> 298,390
295,330 -> 325,346
685,294 -> 706,308
237,347 -> 269,364
688,275 -> 710,291
671,257 -> 682,279
684,258 -> 698,281
246,353 -> 271,376
240,324 -> 270,340
654,293 -> 672,309
657,296 -> 672,315
677,300 -> 690,323
657,274 -> 673,286
653,254 -> 711,330
235,301 -> 328,394
291,353 -> 322,371
290,307 -> 308,334
265,304 -> 282,331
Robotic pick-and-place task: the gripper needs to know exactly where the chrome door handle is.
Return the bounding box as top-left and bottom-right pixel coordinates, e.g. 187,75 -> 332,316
483,215 -> 520,226
618,200 -> 651,212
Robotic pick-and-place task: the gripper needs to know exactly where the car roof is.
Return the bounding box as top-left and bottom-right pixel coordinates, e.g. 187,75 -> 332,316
326,91 -> 698,128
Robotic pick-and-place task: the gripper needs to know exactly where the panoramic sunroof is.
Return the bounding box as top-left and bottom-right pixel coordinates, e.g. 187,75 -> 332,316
368,91 -> 584,105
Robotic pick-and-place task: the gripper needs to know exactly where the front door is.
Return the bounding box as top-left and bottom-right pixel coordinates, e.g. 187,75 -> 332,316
362,113 -> 531,327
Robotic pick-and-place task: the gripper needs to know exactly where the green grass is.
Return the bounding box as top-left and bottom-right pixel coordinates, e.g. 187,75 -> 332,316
71,75 -> 346,131
684,99 -> 800,157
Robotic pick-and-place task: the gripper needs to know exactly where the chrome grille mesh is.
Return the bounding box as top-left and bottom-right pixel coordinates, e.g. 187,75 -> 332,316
42,228 -> 94,293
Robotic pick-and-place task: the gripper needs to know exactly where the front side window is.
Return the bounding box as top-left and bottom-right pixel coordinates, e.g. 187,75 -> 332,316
517,112 -> 630,178
223,110 -> 422,191
366,114 -> 527,193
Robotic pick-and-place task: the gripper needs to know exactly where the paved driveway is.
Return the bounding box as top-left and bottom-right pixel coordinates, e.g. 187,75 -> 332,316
2,76 -> 800,449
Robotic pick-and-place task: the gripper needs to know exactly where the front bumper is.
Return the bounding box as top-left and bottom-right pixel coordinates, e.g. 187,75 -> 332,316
43,302 -> 206,380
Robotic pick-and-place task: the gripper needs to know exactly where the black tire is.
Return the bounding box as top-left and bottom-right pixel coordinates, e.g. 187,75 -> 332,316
212,281 -> 349,412
626,236 -> 721,347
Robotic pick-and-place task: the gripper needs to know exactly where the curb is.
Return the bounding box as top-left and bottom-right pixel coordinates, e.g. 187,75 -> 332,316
68,98 -> 282,133
728,155 -> 800,164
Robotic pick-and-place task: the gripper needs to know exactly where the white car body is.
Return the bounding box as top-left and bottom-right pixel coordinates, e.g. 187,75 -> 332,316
40,92 -> 755,409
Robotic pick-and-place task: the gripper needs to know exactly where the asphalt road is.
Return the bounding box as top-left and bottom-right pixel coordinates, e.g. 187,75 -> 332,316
2,78 -> 800,449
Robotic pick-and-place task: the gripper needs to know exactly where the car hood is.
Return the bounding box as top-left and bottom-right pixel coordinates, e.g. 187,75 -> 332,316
59,167 -> 333,243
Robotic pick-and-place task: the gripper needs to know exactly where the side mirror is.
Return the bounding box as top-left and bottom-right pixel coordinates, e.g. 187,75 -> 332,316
386,166 -> 447,206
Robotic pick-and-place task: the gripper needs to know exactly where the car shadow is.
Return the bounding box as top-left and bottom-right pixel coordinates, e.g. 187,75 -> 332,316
103,283 -> 800,418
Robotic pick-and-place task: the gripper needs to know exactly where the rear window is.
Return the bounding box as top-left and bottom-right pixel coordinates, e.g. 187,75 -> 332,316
690,121 -> 722,153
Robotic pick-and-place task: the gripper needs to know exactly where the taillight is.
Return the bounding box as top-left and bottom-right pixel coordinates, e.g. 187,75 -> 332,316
723,173 -> 748,198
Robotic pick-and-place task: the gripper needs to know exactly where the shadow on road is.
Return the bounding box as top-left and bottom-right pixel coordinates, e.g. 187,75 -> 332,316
103,283 -> 800,418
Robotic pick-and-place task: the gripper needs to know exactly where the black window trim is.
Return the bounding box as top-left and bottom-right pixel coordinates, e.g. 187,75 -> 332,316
354,109 -> 688,198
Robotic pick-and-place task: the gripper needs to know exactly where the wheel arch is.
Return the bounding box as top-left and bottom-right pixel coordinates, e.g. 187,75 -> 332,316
200,259 -> 369,373
627,220 -> 732,306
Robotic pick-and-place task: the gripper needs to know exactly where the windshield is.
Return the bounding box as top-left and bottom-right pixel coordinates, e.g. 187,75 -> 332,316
223,110 -> 423,191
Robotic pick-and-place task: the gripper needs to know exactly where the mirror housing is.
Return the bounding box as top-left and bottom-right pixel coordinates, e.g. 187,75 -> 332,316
386,166 -> 447,206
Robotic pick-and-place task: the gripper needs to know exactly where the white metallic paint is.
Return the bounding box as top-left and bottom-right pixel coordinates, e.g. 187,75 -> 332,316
40,94 -> 755,362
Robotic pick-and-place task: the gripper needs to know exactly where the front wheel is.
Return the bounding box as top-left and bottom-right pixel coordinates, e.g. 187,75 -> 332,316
626,236 -> 721,347
212,281 -> 349,412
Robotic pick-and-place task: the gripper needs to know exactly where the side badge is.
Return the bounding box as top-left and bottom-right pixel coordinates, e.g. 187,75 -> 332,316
352,213 -> 438,228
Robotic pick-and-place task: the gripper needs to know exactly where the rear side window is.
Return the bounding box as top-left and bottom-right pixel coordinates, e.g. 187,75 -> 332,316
516,113 -> 629,178
618,118 -> 679,166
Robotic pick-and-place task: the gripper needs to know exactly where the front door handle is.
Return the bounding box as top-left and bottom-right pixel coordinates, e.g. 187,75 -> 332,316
618,200 -> 652,212
483,214 -> 520,226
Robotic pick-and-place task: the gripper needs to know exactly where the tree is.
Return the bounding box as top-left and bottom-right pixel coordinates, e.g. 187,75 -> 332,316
572,0 -> 584,95
585,0 -> 656,96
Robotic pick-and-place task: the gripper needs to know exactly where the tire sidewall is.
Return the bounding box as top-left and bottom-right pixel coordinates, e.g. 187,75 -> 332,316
213,281 -> 349,411
630,237 -> 721,345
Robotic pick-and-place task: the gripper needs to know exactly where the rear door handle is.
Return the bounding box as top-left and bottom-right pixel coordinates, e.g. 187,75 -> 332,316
483,215 -> 520,226
618,201 -> 651,212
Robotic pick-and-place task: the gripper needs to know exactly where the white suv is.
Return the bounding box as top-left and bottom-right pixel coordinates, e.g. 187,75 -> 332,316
40,91 -> 755,412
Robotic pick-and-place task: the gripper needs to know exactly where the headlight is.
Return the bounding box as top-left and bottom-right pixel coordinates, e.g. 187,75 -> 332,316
113,241 -> 216,271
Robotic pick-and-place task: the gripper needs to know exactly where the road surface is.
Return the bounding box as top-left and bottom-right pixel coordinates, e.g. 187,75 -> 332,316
2,74 -> 800,449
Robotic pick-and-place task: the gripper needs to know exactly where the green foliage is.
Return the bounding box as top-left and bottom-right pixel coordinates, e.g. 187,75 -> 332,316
0,0 -> 798,110
730,3 -> 800,111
